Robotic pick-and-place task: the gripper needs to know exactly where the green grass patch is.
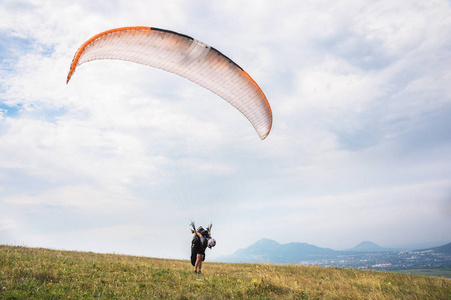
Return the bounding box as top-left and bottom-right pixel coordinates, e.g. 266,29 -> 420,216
393,268 -> 451,279
1,245 -> 450,299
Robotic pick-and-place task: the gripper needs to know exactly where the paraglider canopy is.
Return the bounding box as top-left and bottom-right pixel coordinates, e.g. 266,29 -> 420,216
67,26 -> 272,139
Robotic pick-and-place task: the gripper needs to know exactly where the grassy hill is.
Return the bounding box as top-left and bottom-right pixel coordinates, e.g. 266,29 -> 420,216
393,268 -> 451,278
1,245 -> 450,299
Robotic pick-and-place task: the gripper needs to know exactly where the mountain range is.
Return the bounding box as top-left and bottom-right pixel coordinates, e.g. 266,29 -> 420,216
215,239 -> 451,266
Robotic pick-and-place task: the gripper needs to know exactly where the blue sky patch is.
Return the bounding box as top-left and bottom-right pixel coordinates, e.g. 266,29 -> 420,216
0,32 -> 55,71
0,102 -> 21,117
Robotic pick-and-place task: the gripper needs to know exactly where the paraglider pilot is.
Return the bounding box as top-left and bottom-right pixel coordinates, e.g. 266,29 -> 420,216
190,222 -> 216,274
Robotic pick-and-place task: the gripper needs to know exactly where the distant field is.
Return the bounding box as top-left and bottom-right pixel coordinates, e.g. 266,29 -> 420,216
392,267 -> 451,279
1,245 -> 450,299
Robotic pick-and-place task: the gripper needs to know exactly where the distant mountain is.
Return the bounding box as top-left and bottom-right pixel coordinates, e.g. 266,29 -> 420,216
214,239 -> 451,269
348,241 -> 396,252
247,238 -> 280,251
215,238 -> 339,264
417,242 -> 451,253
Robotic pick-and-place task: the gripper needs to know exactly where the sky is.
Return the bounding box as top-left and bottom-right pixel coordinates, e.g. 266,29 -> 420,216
1,0 -> 450,260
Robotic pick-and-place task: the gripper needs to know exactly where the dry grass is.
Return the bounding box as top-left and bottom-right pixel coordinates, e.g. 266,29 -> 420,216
1,245 -> 450,299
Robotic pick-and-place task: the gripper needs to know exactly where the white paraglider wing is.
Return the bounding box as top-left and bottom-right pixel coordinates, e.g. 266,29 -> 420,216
67,26 -> 272,139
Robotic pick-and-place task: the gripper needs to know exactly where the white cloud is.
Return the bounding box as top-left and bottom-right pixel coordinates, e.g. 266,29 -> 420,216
0,218 -> 17,231
4,184 -> 139,213
232,180 -> 451,249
